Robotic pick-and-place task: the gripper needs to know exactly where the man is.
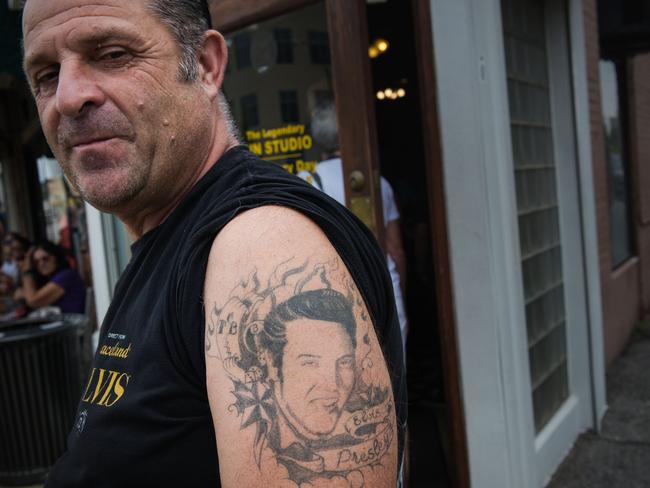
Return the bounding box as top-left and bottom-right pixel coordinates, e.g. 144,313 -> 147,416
22,0 -> 405,486
259,289 -> 361,483
260,289 -> 358,440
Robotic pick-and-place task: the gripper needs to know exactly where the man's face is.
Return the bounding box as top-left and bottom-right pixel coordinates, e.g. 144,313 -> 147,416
273,319 -> 355,438
22,0 -> 214,213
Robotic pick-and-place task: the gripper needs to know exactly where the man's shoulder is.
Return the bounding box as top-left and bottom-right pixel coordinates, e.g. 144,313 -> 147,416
203,204 -> 401,488
214,205 -> 326,252
195,147 -> 302,208
216,146 -> 289,179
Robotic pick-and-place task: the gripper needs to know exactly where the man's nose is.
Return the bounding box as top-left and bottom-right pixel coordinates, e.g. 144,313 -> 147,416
55,61 -> 105,117
318,362 -> 340,392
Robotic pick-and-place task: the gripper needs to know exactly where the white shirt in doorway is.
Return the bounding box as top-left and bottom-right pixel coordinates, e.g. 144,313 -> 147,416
298,158 -> 408,344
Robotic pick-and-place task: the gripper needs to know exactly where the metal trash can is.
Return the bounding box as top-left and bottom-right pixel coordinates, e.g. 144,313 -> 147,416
0,318 -> 82,486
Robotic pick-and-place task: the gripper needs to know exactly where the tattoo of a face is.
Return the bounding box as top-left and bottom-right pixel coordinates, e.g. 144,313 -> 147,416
206,258 -> 394,487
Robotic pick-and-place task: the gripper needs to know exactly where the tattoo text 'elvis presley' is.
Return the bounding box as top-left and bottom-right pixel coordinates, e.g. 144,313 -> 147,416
206,258 -> 394,487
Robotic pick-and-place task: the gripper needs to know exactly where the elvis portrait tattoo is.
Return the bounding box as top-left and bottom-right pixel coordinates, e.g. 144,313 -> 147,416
206,258 -> 395,487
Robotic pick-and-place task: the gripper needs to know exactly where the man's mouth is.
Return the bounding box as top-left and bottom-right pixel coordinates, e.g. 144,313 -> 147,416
65,136 -> 128,172
313,397 -> 339,413
70,136 -> 120,150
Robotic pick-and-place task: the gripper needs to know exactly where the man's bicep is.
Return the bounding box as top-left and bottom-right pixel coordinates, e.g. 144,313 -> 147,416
204,207 -> 398,488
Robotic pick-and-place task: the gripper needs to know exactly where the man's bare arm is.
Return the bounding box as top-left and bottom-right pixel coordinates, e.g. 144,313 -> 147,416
204,206 -> 398,488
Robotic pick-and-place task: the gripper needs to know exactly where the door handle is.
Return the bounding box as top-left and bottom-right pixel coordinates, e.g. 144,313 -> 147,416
349,170 -> 366,191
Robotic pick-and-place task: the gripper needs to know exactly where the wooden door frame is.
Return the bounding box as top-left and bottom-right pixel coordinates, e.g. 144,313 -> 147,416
411,1 -> 470,487
210,0 -> 469,485
211,0 -> 319,33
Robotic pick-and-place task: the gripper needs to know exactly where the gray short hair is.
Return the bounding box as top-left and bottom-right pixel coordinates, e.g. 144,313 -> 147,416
218,92 -> 241,144
148,0 -> 240,144
147,0 -> 209,82
311,102 -> 340,154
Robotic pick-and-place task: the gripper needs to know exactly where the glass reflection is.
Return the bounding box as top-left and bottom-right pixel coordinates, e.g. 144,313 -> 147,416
223,3 -> 336,176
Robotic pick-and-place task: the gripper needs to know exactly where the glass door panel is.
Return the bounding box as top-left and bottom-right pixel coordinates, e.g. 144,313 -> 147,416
501,0 -> 569,433
222,3 -> 337,178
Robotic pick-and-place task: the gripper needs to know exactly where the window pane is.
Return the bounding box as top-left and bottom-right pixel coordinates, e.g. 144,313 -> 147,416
36,155 -> 91,281
280,90 -> 299,123
308,31 -> 331,65
599,59 -> 634,267
241,94 -> 259,130
235,32 -> 252,70
274,28 -> 294,64
502,0 -> 570,433
223,3 -> 335,175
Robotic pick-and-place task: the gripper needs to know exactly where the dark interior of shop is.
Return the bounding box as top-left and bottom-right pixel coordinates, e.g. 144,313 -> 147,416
366,1 -> 451,486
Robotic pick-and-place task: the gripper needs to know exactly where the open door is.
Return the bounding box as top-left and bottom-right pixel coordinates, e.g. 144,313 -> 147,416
211,1 -> 470,486
211,0 -> 384,241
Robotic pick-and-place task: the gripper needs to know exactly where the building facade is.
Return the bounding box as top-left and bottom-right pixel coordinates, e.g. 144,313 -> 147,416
1,0 -> 649,486
432,0 -> 606,484
583,0 -> 650,366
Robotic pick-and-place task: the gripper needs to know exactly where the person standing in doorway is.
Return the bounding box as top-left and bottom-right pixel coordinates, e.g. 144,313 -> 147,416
300,102 -> 409,349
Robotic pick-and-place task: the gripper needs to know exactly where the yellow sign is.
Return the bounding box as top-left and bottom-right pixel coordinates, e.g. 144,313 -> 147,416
246,124 -> 317,174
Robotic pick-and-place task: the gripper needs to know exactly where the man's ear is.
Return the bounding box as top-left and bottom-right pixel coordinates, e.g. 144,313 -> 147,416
197,30 -> 228,100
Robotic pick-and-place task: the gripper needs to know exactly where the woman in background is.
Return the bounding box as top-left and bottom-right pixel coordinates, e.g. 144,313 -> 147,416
17,240 -> 85,314
1,232 -> 31,285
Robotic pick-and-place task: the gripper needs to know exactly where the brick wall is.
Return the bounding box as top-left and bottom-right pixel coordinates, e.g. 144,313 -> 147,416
583,0 -> 610,278
629,53 -> 650,312
583,0 -> 643,366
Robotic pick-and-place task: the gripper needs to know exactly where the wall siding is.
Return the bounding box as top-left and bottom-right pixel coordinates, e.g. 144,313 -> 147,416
582,0 -> 643,365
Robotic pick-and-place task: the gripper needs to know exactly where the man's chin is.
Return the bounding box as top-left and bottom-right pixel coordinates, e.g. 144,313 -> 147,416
69,168 -> 144,209
303,416 -> 340,437
77,180 -> 141,211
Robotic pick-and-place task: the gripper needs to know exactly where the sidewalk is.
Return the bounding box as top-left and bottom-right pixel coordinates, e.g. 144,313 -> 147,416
547,317 -> 650,488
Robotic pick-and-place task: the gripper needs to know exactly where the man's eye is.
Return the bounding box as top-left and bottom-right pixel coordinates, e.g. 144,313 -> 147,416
104,50 -> 125,60
36,70 -> 59,85
33,69 -> 59,94
98,49 -> 131,63
337,357 -> 354,369
300,359 -> 319,368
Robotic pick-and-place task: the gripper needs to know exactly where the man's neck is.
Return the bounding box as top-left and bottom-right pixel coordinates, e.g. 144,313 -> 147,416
121,123 -> 238,240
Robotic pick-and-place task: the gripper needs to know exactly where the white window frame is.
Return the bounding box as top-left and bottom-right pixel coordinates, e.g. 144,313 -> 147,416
429,0 -> 606,485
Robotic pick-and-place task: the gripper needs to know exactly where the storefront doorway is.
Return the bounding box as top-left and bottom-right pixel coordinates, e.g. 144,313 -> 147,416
213,0 -> 468,486
367,1 -> 450,487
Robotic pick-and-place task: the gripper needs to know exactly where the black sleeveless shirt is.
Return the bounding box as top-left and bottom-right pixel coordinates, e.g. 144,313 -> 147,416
46,147 -> 406,487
